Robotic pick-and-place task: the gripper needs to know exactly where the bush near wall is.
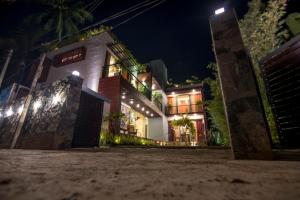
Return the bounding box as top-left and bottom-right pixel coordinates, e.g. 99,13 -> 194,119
100,132 -> 157,146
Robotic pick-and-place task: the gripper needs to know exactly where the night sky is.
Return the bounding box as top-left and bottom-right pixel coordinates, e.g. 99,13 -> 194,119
0,0 -> 299,83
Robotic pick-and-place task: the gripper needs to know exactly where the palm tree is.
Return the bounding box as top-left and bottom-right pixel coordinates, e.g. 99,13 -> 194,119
34,0 -> 93,41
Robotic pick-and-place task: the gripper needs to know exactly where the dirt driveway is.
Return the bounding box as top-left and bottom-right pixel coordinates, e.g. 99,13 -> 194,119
0,148 -> 300,200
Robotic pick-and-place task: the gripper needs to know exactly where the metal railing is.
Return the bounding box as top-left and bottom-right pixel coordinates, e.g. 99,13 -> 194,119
104,62 -> 152,100
166,104 -> 203,115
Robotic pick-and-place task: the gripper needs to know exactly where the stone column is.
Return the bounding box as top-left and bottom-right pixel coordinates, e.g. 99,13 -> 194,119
209,9 -> 273,160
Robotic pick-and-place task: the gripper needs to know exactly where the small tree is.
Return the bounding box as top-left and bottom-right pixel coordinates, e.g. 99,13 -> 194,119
172,116 -> 196,144
104,112 -> 127,135
203,63 -> 230,146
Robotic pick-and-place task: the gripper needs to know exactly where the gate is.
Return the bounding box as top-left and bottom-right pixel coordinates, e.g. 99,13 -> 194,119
261,35 -> 300,148
72,90 -> 104,148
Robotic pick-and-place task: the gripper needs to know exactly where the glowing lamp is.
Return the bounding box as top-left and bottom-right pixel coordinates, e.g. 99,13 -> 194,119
33,100 -> 42,112
215,8 -> 225,15
72,71 -> 80,77
5,107 -> 13,117
17,105 -> 24,115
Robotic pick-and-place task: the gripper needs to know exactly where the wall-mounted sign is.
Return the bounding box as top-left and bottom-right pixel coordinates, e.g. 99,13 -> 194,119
53,47 -> 86,67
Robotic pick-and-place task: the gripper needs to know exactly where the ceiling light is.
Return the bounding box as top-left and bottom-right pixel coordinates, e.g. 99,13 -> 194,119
121,95 -> 126,99
146,111 -> 149,114
142,107 -> 145,111
130,100 -> 134,104
136,104 -> 140,108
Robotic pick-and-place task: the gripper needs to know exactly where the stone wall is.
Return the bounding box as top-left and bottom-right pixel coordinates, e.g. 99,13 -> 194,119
0,76 -> 83,149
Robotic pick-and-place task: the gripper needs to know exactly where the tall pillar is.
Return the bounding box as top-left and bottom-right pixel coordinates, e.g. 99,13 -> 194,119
209,9 -> 273,160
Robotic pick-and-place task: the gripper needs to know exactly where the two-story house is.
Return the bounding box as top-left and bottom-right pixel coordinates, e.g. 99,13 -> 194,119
166,84 -> 207,145
16,27 -> 206,145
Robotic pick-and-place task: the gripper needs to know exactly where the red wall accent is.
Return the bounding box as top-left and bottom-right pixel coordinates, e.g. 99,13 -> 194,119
196,119 -> 203,143
98,76 -> 121,113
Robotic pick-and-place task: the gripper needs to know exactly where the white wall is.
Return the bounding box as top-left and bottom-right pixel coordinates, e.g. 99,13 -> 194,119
148,115 -> 168,141
46,33 -> 114,92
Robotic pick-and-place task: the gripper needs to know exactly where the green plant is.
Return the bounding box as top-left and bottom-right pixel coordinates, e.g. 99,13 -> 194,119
203,63 -> 230,146
172,116 -> 196,138
286,13 -> 300,36
104,112 -> 127,135
33,0 -> 93,41
239,0 -> 288,144
101,133 -> 157,146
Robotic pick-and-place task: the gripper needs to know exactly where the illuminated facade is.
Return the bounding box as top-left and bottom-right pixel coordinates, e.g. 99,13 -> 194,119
166,84 -> 207,145
42,29 -> 206,145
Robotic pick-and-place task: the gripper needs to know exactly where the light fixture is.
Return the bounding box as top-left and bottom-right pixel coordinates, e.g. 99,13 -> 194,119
121,95 -> 126,99
142,107 -> 145,111
192,89 -> 196,93
146,110 -> 149,114
130,99 -> 134,104
5,107 -> 13,117
52,93 -> 62,105
150,113 -> 154,117
215,7 -> 225,15
33,100 -> 42,112
136,104 -> 140,108
17,105 -> 24,115
72,71 -> 80,77
171,92 -> 175,95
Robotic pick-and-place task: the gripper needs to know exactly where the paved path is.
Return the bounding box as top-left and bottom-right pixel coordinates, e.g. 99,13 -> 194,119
0,148 -> 300,200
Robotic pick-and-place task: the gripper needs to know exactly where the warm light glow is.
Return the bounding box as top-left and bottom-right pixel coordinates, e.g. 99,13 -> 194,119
152,84 -> 156,90
52,94 -> 62,105
146,111 -> 149,114
150,113 -> 154,117
130,100 -> 134,104
33,100 -> 42,112
17,105 -> 24,115
142,107 -> 145,111
5,107 -> 13,117
171,92 -> 176,95
215,7 -> 225,15
121,95 -> 126,99
136,104 -> 140,108
72,71 -> 80,76
192,89 -> 196,93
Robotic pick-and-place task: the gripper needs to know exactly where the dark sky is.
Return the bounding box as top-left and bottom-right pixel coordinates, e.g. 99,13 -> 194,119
95,0 -> 249,82
0,0 -> 299,83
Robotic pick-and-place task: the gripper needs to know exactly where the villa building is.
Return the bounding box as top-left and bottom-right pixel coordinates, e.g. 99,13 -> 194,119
2,28 -> 207,146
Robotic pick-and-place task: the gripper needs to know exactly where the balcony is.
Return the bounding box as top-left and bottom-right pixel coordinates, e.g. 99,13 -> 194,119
166,104 -> 203,115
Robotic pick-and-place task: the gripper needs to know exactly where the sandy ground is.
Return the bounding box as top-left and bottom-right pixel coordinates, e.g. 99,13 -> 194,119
0,148 -> 300,200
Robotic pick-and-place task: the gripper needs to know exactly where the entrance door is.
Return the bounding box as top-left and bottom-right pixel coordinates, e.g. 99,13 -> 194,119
72,91 -> 104,147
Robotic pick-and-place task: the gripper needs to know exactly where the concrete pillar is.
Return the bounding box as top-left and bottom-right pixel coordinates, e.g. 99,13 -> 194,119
209,9 -> 273,160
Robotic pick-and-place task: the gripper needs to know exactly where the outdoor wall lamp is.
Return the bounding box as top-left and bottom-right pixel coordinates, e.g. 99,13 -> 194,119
33,100 -> 42,112
215,7 -> 225,15
17,105 -> 24,115
72,71 -> 80,77
5,107 -> 13,117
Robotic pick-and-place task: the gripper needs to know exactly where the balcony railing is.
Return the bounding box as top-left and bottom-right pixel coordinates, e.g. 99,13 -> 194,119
153,99 -> 163,112
104,63 -> 152,100
166,104 -> 203,115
